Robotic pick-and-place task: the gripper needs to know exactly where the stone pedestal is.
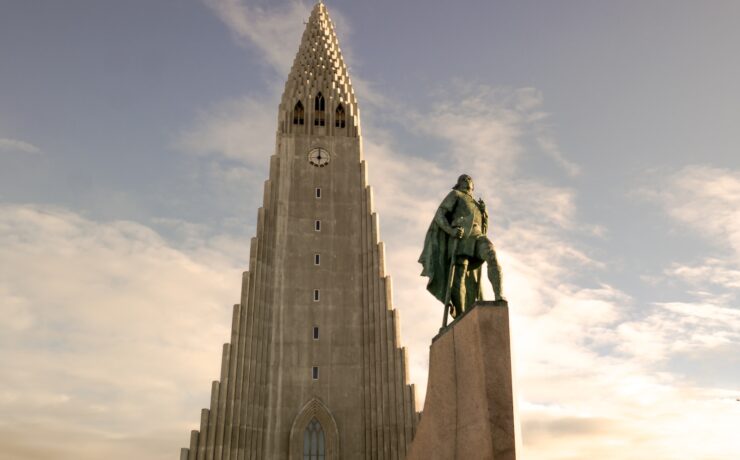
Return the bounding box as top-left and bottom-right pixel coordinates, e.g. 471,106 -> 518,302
406,301 -> 516,460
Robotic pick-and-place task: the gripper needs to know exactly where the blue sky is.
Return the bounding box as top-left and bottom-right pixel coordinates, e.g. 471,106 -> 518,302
1,1 -> 739,459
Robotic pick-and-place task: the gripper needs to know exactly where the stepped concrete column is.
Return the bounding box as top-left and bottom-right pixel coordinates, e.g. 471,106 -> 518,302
407,300 -> 517,460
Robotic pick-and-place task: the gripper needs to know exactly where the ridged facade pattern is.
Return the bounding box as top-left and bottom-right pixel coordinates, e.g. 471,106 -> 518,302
181,3 -> 417,459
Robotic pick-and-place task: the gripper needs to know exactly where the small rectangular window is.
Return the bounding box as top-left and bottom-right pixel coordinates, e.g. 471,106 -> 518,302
315,188 -> 321,198
313,289 -> 320,302
314,254 -> 320,265
312,366 -> 319,380
313,326 -> 319,340
315,220 -> 321,231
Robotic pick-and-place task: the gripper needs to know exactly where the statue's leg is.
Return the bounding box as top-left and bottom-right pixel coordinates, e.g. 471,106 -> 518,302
478,238 -> 505,301
451,257 -> 468,318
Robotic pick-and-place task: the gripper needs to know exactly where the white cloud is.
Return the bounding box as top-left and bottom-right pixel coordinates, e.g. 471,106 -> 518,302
0,137 -> 41,155
0,204 -> 240,459
616,302 -> 740,364
173,95 -> 276,164
645,165 -> 740,301
512,293 -> 740,459
667,258 -> 740,290
652,165 -> 740,258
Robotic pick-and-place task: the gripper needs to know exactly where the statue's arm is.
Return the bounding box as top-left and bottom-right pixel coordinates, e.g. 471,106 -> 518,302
478,198 -> 489,234
434,207 -> 455,235
433,191 -> 458,236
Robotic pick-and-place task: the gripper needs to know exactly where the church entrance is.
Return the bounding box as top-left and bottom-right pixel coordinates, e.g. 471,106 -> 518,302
290,398 -> 338,460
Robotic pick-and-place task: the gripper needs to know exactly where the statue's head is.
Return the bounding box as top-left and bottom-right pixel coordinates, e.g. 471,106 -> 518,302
453,174 -> 474,193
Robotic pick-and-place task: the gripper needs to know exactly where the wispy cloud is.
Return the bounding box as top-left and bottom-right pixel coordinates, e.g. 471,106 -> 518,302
201,0 -> 386,106
173,95 -> 276,165
0,137 -> 41,155
174,1 -> 310,163
201,0 -> 311,76
645,165 -> 740,299
0,204 -> 240,459
667,258 -> 740,290
651,165 -> 740,258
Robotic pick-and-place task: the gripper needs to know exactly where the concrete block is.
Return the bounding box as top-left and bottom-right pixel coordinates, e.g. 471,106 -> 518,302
407,300 -> 516,460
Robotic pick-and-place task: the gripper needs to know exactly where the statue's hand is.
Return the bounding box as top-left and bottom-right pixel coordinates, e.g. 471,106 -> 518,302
478,198 -> 487,211
453,227 -> 464,239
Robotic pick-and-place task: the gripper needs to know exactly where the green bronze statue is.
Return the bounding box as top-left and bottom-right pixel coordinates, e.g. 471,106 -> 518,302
418,174 -> 505,326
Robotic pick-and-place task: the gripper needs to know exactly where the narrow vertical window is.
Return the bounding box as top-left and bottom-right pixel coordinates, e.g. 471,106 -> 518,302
314,92 -> 325,126
335,103 -> 346,128
313,326 -> 319,340
312,366 -> 319,380
303,418 -> 325,460
313,289 -> 320,301
293,100 -> 304,125
315,220 -> 321,231
314,254 -> 320,265
315,187 -> 321,198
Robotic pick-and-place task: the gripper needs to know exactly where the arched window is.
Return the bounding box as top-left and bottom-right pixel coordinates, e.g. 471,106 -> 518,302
335,104 -> 345,128
314,93 -> 325,126
290,398 -> 338,460
303,418 -> 325,460
293,101 -> 305,125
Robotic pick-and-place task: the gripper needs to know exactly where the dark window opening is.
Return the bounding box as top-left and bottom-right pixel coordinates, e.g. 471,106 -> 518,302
311,366 -> 319,380
315,220 -> 321,231
314,289 -> 320,301
293,101 -> 305,125
335,103 -> 346,128
314,93 -> 325,126
313,326 -> 319,340
315,187 -> 321,198
314,254 -> 320,265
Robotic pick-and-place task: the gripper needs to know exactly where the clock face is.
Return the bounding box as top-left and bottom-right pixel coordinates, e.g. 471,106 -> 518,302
308,148 -> 330,167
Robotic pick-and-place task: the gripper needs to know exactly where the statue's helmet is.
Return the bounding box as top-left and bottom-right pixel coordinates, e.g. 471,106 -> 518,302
453,174 -> 473,190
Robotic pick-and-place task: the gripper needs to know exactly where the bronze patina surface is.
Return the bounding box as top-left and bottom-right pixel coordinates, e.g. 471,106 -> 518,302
419,174 -> 505,324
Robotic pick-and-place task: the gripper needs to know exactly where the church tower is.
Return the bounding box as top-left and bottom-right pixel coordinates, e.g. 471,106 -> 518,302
181,3 -> 418,459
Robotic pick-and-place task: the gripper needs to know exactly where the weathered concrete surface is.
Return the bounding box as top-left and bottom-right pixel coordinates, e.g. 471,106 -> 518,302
407,301 -> 516,460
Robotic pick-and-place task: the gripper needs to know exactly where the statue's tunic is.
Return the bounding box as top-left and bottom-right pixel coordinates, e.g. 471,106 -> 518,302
439,190 -> 488,259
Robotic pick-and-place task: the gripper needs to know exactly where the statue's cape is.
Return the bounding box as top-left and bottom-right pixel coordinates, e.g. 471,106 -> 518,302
418,220 -> 483,308
418,220 -> 452,304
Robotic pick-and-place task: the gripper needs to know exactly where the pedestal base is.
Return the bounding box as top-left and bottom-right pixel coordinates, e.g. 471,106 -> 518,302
406,301 -> 516,460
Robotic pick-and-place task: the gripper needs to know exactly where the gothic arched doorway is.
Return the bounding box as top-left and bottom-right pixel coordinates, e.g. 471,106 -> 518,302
289,398 -> 339,460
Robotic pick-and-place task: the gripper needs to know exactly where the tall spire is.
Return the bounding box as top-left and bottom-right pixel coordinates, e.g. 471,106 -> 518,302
279,2 -> 359,136
181,3 -> 419,458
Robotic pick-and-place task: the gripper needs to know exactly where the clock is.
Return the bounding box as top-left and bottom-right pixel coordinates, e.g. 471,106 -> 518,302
308,148 -> 331,167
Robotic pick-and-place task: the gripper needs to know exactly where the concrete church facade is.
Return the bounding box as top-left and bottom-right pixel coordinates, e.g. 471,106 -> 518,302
181,3 -> 419,459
